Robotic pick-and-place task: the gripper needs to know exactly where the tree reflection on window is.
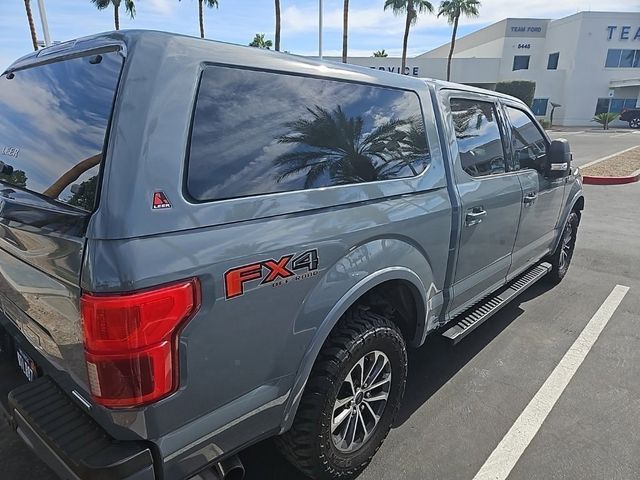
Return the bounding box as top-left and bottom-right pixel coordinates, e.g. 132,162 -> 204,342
273,105 -> 430,188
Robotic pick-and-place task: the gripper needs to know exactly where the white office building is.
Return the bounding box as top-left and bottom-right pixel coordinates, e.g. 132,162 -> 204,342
330,11 -> 640,127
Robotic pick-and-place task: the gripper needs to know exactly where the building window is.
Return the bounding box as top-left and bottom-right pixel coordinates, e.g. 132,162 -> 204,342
547,52 -> 559,70
604,49 -> 640,68
513,55 -> 530,71
595,98 -> 610,115
620,49 -> 636,68
595,98 -> 639,115
531,98 -> 549,116
605,49 -> 622,67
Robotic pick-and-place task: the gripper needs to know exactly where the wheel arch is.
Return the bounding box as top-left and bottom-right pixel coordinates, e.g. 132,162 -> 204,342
280,259 -> 438,433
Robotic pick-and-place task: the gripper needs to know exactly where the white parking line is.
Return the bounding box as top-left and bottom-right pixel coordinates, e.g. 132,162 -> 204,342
612,132 -> 634,138
550,130 -> 584,135
473,284 -> 630,480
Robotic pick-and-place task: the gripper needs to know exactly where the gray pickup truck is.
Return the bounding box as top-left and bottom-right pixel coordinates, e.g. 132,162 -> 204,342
0,31 -> 583,480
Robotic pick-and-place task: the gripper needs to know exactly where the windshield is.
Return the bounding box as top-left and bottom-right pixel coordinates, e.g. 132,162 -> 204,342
0,51 -> 123,211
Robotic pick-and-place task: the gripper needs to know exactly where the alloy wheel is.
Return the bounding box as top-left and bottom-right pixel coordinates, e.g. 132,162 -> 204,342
331,350 -> 392,453
559,221 -> 573,273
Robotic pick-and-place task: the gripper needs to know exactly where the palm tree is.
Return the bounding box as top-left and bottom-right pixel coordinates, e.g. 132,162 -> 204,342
274,0 -> 281,51
342,0 -> 350,63
373,49 -> 389,57
23,0 -> 38,51
273,106 -> 427,187
384,0 -> 434,74
249,33 -> 273,49
90,0 -> 136,31
180,0 -> 219,39
438,0 -> 480,81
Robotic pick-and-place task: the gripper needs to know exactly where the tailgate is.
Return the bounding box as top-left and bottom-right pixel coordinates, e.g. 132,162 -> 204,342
0,50 -> 123,390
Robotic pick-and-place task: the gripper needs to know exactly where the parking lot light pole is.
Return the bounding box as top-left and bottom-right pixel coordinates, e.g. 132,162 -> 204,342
319,0 -> 323,59
37,0 -> 51,47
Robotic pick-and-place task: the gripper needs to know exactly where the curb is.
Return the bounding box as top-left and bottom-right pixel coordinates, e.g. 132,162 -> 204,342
582,173 -> 640,185
580,148 -> 640,185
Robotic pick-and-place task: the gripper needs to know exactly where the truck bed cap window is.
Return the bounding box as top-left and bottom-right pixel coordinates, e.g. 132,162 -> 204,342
186,66 -> 430,202
0,51 -> 123,212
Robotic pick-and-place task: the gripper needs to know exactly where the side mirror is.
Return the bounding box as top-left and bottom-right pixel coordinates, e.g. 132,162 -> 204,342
548,138 -> 571,177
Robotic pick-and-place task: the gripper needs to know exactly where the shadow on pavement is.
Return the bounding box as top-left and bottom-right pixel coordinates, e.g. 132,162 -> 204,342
240,281 -> 554,479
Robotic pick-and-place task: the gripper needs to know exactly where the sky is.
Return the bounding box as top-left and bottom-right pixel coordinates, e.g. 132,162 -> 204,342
1,0 -> 637,70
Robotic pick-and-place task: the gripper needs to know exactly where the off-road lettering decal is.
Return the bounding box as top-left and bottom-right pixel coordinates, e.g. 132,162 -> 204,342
261,255 -> 294,284
224,249 -> 319,300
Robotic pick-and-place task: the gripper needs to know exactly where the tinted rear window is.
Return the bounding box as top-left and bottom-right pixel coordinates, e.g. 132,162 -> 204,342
187,66 -> 430,202
0,51 -> 123,211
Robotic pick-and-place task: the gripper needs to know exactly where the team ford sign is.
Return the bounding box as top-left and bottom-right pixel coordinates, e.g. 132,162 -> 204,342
505,19 -> 547,38
370,66 -> 420,76
607,26 -> 640,40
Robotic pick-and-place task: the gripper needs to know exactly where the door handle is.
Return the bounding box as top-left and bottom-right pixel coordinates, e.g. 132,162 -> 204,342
465,208 -> 487,227
523,192 -> 538,206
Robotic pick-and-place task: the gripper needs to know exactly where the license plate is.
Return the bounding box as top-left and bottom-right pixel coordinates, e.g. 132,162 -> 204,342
16,348 -> 38,382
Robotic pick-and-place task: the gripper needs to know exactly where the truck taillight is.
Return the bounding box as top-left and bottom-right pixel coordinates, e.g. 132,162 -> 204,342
80,279 -> 200,408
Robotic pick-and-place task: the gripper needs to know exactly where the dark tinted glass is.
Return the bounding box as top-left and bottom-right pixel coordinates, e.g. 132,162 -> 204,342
531,98 -> 548,116
610,99 -> 623,113
595,98 -> 610,115
187,66 -> 430,202
505,106 -> 547,173
513,55 -> 530,71
620,49 -> 635,68
0,52 -> 123,211
450,99 -> 506,177
605,49 -> 622,67
547,52 -> 559,70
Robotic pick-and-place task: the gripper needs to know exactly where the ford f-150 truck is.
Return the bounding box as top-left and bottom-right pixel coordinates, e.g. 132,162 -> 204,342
0,30 -> 583,480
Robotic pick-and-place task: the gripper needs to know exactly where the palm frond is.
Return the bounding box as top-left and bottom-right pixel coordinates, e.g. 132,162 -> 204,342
90,0 -> 112,10
124,0 -> 136,18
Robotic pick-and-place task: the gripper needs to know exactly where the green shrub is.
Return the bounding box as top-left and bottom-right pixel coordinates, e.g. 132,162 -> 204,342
495,81 -> 536,107
592,112 -> 619,130
538,119 -> 551,129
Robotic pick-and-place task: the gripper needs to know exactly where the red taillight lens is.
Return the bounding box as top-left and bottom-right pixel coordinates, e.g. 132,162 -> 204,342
81,279 -> 200,408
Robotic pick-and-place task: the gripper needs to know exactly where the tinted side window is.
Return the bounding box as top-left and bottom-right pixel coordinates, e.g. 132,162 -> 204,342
450,98 -> 506,177
505,106 -> 548,173
187,67 -> 430,202
0,52 -> 123,211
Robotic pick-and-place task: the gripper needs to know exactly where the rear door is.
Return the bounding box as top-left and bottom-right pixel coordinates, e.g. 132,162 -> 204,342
501,104 -> 565,277
445,93 -> 523,314
0,50 -> 123,387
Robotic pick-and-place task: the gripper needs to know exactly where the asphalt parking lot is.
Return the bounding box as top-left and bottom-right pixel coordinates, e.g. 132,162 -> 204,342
2,130 -> 639,480
548,127 -> 640,166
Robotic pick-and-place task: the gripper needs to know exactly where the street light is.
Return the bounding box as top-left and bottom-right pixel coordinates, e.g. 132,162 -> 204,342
37,0 -> 51,47
318,0 -> 323,59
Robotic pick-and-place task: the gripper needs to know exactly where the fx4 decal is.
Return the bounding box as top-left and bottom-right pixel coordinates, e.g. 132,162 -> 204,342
224,249 -> 319,300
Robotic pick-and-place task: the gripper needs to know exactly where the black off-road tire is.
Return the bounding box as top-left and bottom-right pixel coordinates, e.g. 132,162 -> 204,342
546,211 -> 579,284
629,118 -> 640,129
276,307 -> 408,480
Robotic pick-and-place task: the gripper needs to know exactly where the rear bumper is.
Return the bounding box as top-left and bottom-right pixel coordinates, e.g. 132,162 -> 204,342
1,340 -> 156,480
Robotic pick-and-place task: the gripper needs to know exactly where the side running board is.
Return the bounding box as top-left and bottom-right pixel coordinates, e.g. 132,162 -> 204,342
442,262 -> 551,344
